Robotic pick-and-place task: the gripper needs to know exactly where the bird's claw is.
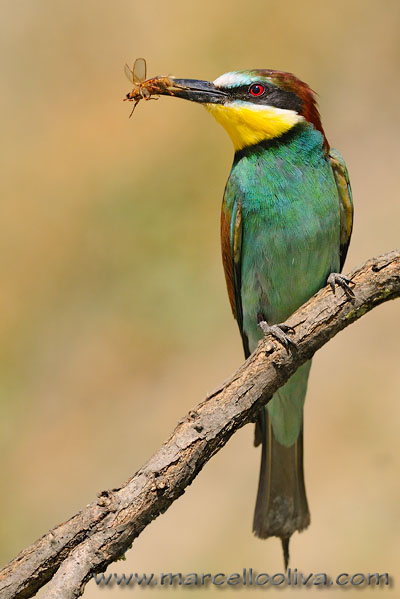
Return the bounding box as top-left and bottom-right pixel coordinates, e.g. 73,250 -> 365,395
258,321 -> 297,353
327,273 -> 356,299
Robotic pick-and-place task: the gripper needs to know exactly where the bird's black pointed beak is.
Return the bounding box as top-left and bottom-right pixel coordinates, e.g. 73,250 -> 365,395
162,78 -> 227,104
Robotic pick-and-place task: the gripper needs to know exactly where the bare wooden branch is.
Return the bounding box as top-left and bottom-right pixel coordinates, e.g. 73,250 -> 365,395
0,251 -> 399,599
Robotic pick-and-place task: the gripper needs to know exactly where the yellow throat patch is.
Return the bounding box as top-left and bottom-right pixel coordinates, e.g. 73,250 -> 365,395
205,101 -> 303,151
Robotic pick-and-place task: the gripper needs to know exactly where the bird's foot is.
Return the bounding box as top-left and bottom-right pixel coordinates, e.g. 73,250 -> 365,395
327,272 -> 356,299
258,321 -> 297,353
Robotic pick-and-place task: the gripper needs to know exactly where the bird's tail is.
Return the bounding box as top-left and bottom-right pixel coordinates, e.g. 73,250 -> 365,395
253,408 -> 310,569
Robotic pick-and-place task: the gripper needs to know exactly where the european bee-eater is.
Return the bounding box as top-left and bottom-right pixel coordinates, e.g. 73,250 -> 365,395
157,69 -> 354,566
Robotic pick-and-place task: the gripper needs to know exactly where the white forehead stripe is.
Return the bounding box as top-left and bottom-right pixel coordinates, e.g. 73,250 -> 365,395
213,72 -> 256,88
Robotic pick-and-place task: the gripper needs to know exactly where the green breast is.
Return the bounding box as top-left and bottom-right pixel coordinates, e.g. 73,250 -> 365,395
225,123 -> 340,353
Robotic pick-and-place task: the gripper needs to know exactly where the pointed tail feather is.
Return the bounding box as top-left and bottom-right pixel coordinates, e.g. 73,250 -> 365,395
281,537 -> 290,571
253,409 -> 310,567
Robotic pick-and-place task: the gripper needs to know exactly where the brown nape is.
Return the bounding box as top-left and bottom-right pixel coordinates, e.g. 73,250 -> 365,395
261,69 -> 330,153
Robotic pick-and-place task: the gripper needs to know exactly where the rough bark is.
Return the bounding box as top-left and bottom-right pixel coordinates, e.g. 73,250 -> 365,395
0,250 -> 399,599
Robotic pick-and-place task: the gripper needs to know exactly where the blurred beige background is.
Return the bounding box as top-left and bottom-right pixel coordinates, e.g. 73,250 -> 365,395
1,0 -> 399,596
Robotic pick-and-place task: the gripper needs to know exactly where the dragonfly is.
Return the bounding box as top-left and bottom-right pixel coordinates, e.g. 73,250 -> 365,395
124,58 -> 173,117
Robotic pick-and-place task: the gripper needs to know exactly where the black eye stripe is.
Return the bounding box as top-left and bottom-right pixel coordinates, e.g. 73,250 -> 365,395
217,83 -> 302,112
219,84 -> 272,95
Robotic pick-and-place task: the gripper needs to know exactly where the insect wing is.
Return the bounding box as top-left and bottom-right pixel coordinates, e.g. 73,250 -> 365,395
133,57 -> 146,83
124,63 -> 134,83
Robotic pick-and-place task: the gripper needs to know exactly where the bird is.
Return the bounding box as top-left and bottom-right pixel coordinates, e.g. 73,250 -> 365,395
157,68 -> 354,567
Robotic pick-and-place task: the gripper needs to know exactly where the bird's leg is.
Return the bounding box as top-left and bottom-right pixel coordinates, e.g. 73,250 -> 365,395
327,272 -> 355,299
257,313 -> 297,353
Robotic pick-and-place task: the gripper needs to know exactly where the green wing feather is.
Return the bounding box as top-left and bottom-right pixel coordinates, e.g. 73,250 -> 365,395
222,149 -> 352,357
221,192 -> 249,356
329,148 -> 354,270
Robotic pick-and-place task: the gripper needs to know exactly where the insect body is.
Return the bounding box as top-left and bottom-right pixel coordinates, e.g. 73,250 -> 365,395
124,58 -> 173,117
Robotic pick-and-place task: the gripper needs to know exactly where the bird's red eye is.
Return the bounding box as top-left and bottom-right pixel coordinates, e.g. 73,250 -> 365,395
249,83 -> 265,97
